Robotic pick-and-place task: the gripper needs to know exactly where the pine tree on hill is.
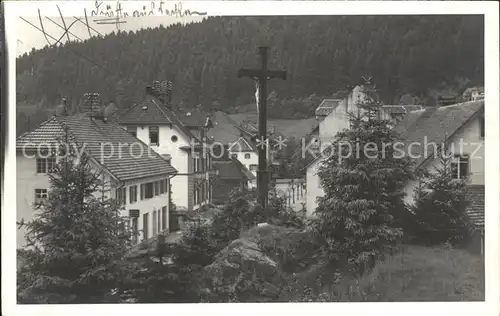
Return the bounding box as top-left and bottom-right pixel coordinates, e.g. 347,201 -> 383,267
17,128 -> 131,303
409,141 -> 472,246
311,88 -> 414,276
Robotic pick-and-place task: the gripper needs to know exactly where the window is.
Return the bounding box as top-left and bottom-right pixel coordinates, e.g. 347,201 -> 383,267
171,135 -> 178,142
131,217 -> 138,245
201,182 -> 205,202
154,181 -> 160,196
145,182 -> 154,199
231,153 -> 238,159
249,164 -> 258,172
153,210 -> 157,236
244,153 -> 251,159
149,126 -> 159,146
193,153 -> 200,173
157,210 -> 161,233
129,185 -> 137,204
116,187 -> 126,206
140,184 -> 145,200
34,189 -> 48,202
480,116 -> 485,138
143,213 -> 149,241
36,158 -> 56,174
161,206 -> 167,231
127,126 -> 137,138
451,155 -> 469,179
194,188 -> 199,205
160,179 -> 165,194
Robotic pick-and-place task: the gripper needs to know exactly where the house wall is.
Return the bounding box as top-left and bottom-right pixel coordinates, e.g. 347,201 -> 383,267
306,159 -> 324,216
131,124 -> 190,209
403,115 -> 485,205
16,153 -> 52,249
16,152 -> 171,249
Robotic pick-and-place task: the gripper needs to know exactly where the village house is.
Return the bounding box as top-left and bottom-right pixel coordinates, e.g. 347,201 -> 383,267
117,81 -> 216,229
462,86 -> 485,102
394,100 -> 485,254
228,136 -> 258,180
305,84 -> 421,215
305,85 -> 367,214
16,93 -> 177,249
212,154 -> 255,205
227,121 -> 280,189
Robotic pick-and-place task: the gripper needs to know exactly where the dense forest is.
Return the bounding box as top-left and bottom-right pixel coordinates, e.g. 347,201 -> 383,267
16,15 -> 484,135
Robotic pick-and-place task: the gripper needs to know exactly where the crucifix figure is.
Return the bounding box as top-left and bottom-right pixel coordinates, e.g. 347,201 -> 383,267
238,46 -> 287,213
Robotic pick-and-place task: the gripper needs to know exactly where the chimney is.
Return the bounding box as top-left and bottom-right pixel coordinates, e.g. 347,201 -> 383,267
150,80 -> 173,105
83,93 -> 101,117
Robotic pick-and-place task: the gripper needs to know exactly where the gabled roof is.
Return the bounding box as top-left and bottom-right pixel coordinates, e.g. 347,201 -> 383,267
228,137 -> 257,153
172,109 -> 210,127
16,114 -> 177,181
118,94 -> 198,141
213,158 -> 255,181
394,100 -> 484,168
315,99 -> 342,116
118,94 -> 173,125
465,185 -> 484,230
305,101 -> 484,171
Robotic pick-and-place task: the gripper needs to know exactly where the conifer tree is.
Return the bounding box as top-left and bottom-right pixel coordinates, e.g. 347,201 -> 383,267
17,128 -> 131,303
311,86 -> 414,275
409,142 -> 472,246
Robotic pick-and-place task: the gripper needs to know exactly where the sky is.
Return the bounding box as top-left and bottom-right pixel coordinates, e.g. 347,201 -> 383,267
16,15 -> 204,57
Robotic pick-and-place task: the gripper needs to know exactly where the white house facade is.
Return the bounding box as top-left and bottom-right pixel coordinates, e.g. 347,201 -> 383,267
395,100 -> 485,254
16,97 -> 177,249
228,137 -> 258,189
119,85 -> 215,214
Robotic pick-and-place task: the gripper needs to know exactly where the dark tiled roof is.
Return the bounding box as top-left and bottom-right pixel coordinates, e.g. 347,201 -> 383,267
465,185 -> 484,229
382,105 -> 423,114
315,99 -> 342,116
118,95 -> 173,124
394,100 -> 484,168
172,109 -> 209,127
16,115 -> 177,181
232,157 -> 255,180
118,95 -> 197,141
206,111 -> 242,145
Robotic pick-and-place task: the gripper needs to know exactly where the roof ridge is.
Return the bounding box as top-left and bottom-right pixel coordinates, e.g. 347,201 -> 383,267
148,96 -> 173,122
151,99 -> 197,140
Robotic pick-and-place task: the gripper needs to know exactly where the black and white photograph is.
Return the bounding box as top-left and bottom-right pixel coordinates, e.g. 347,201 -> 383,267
2,0 -> 499,314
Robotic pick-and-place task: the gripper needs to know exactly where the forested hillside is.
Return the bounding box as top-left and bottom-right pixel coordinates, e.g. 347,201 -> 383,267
16,15 -> 484,135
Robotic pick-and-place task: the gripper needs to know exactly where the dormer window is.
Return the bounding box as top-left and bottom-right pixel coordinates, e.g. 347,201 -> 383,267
149,126 -> 159,146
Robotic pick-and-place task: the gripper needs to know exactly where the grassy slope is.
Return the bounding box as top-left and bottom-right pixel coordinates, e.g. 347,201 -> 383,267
324,245 -> 484,301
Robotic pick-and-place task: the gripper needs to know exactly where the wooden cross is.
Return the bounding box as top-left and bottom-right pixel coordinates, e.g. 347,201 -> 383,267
238,46 -> 286,212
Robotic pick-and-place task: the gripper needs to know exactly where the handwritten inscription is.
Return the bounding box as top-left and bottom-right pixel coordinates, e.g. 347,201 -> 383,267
90,1 -> 207,19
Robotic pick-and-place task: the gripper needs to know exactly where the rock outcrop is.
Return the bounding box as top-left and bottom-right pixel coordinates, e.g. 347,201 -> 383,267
200,224 -> 324,302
